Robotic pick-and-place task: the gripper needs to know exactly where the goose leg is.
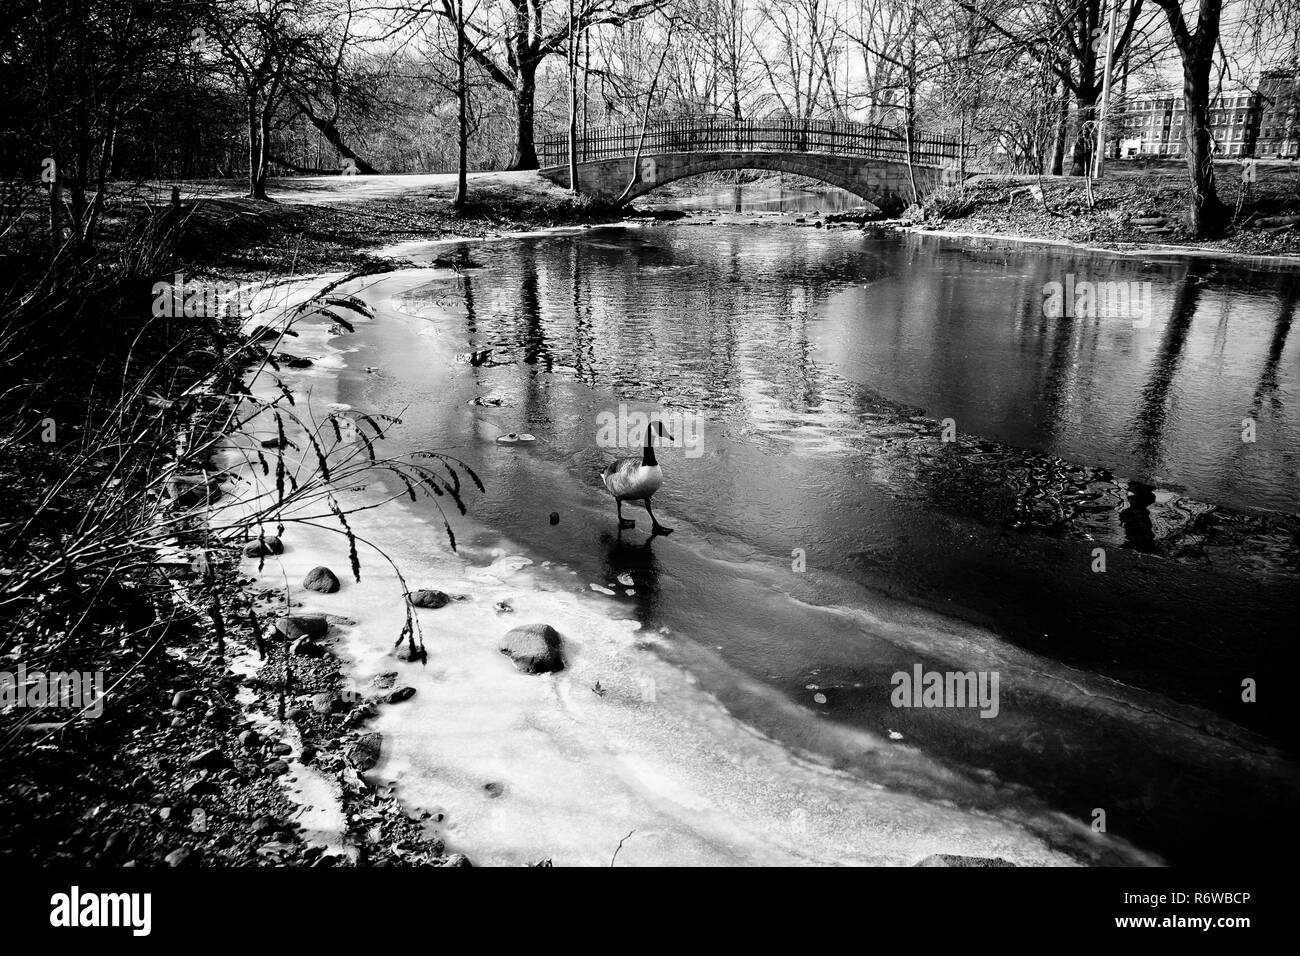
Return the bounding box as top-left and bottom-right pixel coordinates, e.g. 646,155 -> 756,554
617,499 -> 636,530
644,498 -> 673,535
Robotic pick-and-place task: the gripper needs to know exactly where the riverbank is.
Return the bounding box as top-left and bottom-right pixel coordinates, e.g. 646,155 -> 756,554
908,169 -> 1300,259
0,173 -> 624,867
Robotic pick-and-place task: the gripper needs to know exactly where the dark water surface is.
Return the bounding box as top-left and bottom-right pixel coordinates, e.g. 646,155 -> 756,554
338,199 -> 1300,865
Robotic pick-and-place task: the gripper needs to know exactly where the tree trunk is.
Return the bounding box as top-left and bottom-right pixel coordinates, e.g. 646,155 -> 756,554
293,100 -> 380,174
1069,92 -> 1097,176
508,60 -> 539,170
1050,81 -> 1068,175
566,0 -> 579,194
247,96 -> 268,200
1179,57 -> 1223,235
453,0 -> 468,208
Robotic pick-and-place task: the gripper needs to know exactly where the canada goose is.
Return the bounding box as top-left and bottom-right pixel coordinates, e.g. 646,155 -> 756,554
601,420 -> 674,534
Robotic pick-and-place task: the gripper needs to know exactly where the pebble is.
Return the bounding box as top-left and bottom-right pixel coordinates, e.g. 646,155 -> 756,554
347,733 -> 383,772
408,589 -> 451,609
242,536 -> 284,557
188,747 -> 225,770
163,847 -> 194,867
302,566 -> 341,593
387,686 -> 416,704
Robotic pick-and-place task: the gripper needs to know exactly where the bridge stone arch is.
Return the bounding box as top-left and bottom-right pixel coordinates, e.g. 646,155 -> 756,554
541,151 -> 946,214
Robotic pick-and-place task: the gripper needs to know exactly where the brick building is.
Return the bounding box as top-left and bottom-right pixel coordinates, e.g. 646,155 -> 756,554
1119,89 -> 1261,158
1256,70 -> 1300,158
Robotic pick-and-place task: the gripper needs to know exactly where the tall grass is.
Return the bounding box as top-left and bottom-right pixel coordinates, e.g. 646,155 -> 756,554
0,198 -> 480,755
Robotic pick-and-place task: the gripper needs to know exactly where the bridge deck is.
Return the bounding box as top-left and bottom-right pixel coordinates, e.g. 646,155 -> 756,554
538,118 -> 965,168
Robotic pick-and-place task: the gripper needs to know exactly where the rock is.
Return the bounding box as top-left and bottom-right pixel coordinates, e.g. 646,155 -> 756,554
275,614 -> 329,640
408,589 -> 451,609
440,854 -> 472,867
265,760 -> 290,776
284,356 -> 314,369
164,846 -> 195,867
549,512 -> 560,525
182,778 -> 218,796
494,601 -> 513,614
103,830 -> 130,855
310,692 -> 337,715
915,854 -> 1016,868
387,686 -> 416,704
172,690 -> 196,708
286,707 -> 307,722
260,437 -> 287,449
483,781 -> 504,798
271,743 -> 292,755
243,536 -> 284,557
188,747 -> 226,770
252,816 -> 280,836
237,730 -> 261,749
290,637 -> 326,658
299,746 -> 317,765
499,623 -> 564,674
347,733 -> 383,772
302,566 -> 340,593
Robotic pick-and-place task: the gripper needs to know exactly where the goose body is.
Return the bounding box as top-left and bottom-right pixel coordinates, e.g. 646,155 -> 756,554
601,458 -> 663,500
601,420 -> 673,534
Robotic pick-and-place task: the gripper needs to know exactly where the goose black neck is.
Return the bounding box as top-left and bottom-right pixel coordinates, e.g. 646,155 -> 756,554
642,428 -> 658,467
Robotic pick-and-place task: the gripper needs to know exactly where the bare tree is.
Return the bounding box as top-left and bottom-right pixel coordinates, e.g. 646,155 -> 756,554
1148,0 -> 1224,234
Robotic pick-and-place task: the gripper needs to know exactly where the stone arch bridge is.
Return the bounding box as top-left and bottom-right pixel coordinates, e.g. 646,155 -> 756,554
538,118 -> 967,213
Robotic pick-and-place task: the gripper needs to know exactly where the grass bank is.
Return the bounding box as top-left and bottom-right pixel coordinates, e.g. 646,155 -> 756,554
0,170 -> 621,866
911,162 -> 1300,259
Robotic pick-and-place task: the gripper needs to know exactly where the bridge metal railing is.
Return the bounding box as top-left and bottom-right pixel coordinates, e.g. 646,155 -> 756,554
537,117 -> 966,167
